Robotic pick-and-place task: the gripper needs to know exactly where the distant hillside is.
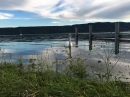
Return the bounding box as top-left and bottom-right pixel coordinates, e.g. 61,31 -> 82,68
0,22 -> 130,35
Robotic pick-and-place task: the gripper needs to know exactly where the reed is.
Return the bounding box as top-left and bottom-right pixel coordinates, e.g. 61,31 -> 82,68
0,47 -> 130,97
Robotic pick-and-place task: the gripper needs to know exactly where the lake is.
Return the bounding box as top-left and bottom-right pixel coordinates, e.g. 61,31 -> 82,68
0,35 -> 130,82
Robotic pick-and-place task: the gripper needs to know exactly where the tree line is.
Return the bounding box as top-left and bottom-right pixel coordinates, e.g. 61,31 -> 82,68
0,22 -> 130,35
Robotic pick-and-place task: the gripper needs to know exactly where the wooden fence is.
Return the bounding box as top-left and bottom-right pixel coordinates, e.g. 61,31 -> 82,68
68,22 -> 130,57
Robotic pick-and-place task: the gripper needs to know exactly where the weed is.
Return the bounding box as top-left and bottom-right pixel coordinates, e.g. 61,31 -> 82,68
0,44 -> 130,96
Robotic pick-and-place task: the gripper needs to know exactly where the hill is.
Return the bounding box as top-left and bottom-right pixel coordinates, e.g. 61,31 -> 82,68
0,22 -> 130,35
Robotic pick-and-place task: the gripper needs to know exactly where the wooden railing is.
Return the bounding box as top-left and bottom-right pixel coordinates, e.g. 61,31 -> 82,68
68,22 -> 130,57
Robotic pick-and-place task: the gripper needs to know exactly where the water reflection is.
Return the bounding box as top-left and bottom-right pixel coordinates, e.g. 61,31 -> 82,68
0,39 -> 130,82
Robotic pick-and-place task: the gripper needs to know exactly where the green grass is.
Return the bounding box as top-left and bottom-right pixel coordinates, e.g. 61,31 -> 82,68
0,46 -> 130,97
0,63 -> 130,97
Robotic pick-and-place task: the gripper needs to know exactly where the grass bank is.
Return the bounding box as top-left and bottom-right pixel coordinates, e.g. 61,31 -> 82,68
0,62 -> 130,97
0,45 -> 130,97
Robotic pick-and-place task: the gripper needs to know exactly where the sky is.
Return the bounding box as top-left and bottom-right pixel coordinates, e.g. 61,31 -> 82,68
0,0 -> 130,27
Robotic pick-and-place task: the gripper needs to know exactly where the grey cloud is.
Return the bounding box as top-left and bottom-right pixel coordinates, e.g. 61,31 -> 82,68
55,0 -> 64,7
51,0 -> 65,13
0,0 -> 27,9
55,0 -> 130,21
69,0 -> 107,17
90,1 -> 130,19
74,4 -> 107,16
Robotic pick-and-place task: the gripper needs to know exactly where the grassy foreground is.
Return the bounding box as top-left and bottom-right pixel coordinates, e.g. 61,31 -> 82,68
0,63 -> 130,97
0,46 -> 130,97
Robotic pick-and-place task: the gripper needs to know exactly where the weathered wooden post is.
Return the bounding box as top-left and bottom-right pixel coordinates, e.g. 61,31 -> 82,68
89,25 -> 92,50
24,90 -> 28,97
69,33 -> 72,58
115,22 -> 120,54
75,27 -> 78,47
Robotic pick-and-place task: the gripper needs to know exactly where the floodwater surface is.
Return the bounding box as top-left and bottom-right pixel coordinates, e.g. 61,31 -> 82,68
0,36 -> 130,82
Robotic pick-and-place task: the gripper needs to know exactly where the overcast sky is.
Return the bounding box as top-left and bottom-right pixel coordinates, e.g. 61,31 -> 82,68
0,0 -> 130,27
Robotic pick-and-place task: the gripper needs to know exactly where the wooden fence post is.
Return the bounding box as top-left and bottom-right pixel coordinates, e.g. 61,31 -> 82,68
89,25 -> 92,50
24,90 -> 28,97
75,27 -> 78,47
115,22 -> 120,54
69,33 -> 72,58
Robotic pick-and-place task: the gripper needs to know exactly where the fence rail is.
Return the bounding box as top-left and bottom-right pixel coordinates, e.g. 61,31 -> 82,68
68,22 -> 130,57
0,22 -> 129,56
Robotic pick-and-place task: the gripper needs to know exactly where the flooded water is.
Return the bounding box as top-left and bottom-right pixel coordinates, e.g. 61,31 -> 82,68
0,39 -> 89,63
0,35 -> 130,82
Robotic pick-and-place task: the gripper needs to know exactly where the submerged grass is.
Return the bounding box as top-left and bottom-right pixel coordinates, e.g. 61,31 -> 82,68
0,60 -> 130,97
0,46 -> 130,97
0,64 -> 130,97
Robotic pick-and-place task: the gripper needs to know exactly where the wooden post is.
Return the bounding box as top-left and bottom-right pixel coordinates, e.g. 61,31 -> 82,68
75,27 -> 78,47
24,90 -> 28,97
115,22 -> 120,54
89,25 -> 92,50
69,33 -> 72,58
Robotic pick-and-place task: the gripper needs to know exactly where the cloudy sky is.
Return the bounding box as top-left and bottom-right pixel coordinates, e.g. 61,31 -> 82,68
0,0 -> 130,27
